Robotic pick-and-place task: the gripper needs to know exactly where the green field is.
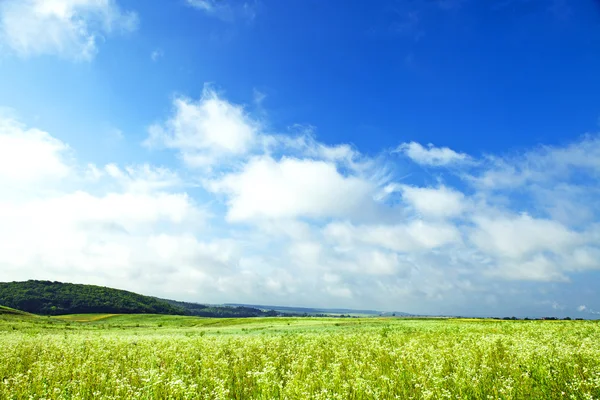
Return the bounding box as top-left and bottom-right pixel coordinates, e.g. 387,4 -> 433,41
1,313 -> 599,399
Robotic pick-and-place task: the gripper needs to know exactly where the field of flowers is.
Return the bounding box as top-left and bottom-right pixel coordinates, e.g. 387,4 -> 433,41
1,315 -> 599,399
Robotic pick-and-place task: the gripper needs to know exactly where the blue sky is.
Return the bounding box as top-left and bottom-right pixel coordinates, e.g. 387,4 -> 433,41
0,0 -> 599,318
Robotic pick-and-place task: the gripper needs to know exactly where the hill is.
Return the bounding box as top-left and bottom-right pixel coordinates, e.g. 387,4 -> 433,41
0,305 -> 32,316
0,280 -> 404,319
0,281 -> 185,316
163,299 -> 278,318
0,281 -> 278,318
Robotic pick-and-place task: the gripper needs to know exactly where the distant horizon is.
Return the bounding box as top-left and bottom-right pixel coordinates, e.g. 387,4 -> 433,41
3,278 -> 599,320
1,0 -> 600,318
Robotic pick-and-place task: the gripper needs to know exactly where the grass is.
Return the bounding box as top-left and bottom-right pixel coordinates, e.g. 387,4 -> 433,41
0,305 -> 32,316
1,313 -> 599,399
53,313 -> 121,322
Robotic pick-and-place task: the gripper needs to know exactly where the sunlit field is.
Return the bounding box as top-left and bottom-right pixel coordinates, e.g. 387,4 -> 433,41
1,314 -> 599,399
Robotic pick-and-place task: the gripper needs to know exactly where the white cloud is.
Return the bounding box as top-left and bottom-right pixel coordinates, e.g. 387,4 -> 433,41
473,135 -> 600,189
186,0 -> 256,23
146,88 -> 260,168
395,141 -> 470,167
208,156 -> 377,221
0,187 -> 211,292
0,116 -> 222,301
468,212 -> 600,282
0,191 -> 201,236
255,219 -> 313,241
324,220 -> 461,253
0,117 -> 71,184
187,0 -> 216,12
4,89 -> 600,316
146,90 -> 382,180
570,247 -> 600,270
0,0 -> 138,61
485,255 -> 568,282
531,184 -> 600,227
470,213 -> 581,260
140,89 -> 600,311
277,130 -> 358,164
577,305 -> 600,315
103,163 -> 182,193
399,185 -> 466,218
355,250 -> 403,276
148,234 -> 239,273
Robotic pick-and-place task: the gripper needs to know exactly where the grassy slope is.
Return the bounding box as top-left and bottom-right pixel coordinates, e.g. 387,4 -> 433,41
0,311 -> 399,335
51,313 -> 371,331
8,311 -> 593,337
0,305 -> 33,316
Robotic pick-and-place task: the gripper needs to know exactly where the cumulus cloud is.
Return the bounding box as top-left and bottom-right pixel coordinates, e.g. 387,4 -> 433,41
4,88 -> 600,316
146,88 -> 260,168
0,0 -> 138,61
399,185 -> 466,218
0,117 -> 71,184
467,212 -> 600,282
126,91 -> 600,313
324,221 -> 461,253
395,141 -> 470,166
207,156 -> 377,221
146,89 -> 381,179
485,255 -> 569,282
0,116 -> 219,300
470,213 -> 582,260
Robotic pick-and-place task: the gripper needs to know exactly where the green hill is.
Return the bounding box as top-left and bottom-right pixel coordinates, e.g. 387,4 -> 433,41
0,281 -> 185,316
0,305 -> 32,316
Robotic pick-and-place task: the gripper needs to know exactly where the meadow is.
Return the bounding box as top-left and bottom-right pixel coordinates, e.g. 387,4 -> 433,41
1,313 -> 599,399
